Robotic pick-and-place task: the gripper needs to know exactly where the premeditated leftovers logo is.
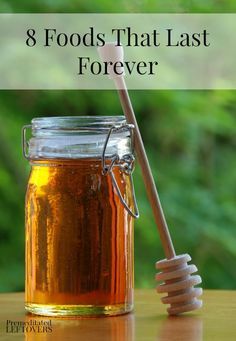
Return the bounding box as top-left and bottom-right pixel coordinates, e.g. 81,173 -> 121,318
6,319 -> 52,333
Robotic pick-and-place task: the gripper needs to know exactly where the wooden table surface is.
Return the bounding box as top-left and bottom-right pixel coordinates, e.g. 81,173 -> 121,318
0,290 -> 235,340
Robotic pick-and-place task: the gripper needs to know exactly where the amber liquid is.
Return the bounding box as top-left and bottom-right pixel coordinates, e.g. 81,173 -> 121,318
25,159 -> 134,316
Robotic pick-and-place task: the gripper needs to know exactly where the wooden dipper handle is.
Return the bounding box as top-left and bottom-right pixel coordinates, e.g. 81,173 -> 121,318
115,77 -> 175,259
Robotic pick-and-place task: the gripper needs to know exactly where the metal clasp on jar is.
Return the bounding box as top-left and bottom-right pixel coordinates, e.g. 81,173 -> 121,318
101,124 -> 139,219
22,125 -> 32,160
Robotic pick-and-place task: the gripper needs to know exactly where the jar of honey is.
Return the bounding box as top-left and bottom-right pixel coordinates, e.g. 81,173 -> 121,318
22,116 -> 138,317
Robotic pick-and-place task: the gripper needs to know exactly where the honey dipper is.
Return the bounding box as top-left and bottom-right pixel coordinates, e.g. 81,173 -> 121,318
98,43 -> 202,315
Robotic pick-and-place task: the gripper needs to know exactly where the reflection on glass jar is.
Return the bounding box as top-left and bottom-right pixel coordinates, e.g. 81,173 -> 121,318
23,116 -> 138,317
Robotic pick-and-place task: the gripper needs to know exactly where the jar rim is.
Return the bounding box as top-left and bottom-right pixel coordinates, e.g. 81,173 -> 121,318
32,116 -> 126,131
26,115 -> 132,159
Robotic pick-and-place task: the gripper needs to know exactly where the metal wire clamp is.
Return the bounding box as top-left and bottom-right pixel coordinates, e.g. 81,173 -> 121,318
101,124 -> 139,219
22,124 -> 32,160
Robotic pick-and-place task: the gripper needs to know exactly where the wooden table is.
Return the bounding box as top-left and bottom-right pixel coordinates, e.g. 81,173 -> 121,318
0,290 -> 235,340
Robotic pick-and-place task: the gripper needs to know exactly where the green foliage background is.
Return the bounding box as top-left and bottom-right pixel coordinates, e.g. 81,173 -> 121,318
0,1 -> 235,292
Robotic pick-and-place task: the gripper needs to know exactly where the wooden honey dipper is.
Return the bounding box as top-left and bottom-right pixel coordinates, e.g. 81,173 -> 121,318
98,43 -> 202,315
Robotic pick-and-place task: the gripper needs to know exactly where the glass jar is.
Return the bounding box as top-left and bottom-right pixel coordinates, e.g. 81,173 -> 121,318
22,116 -> 138,317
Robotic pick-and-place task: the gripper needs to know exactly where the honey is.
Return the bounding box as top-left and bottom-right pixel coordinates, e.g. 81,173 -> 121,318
23,116 -> 137,316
